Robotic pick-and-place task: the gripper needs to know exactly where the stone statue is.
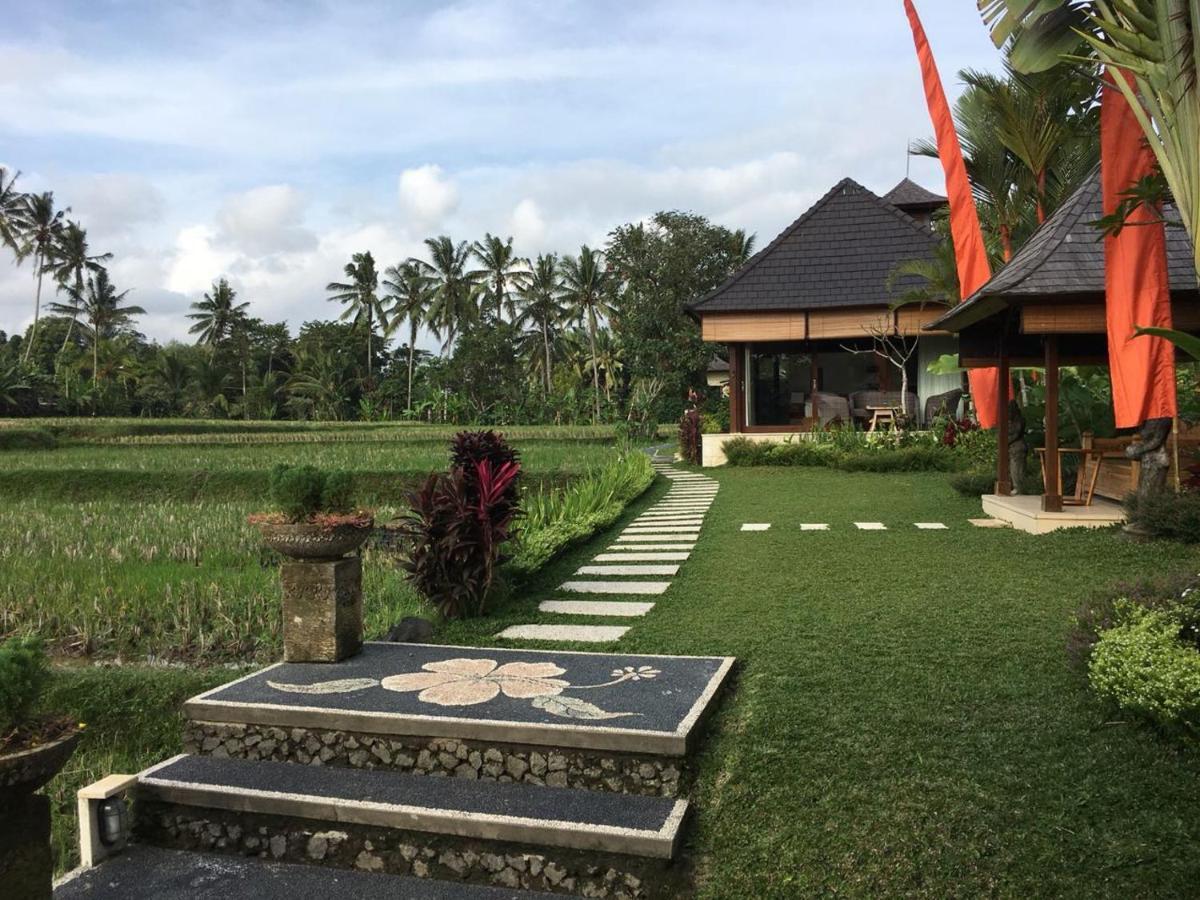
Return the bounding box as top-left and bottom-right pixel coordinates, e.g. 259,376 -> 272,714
1007,399 -> 1027,494
1126,416 -> 1172,499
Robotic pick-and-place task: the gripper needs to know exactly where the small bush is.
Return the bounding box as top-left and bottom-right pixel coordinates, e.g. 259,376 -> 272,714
679,409 -> 701,465
950,470 -> 995,496
837,446 -> 963,473
267,464 -> 356,522
396,461 -> 521,619
722,436 -> 772,466
0,427 -> 57,451
450,430 -> 521,515
0,636 -> 50,736
1089,605 -> 1200,729
1071,572 -> 1200,668
1125,489 -> 1200,542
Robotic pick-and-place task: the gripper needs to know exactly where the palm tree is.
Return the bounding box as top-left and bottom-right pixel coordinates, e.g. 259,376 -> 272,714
188,278 -> 249,346
17,192 -> 67,363
469,233 -> 527,322
0,167 -> 26,257
730,228 -> 758,265
50,269 -> 145,386
326,251 -> 383,379
514,253 -> 567,396
888,237 -> 961,309
382,260 -> 436,412
591,327 -> 623,402
45,221 -> 112,351
559,245 -> 613,423
147,348 -> 192,415
415,236 -> 478,352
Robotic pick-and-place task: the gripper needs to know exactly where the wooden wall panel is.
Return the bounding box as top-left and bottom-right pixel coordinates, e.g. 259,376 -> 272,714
897,306 -> 949,335
807,307 -> 891,339
700,312 -> 806,342
1022,300 -> 1200,334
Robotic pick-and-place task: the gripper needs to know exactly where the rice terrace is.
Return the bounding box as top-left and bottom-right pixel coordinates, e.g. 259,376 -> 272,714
3,3 -> 1200,899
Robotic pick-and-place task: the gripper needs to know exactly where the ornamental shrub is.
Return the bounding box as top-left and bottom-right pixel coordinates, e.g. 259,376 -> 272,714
0,636 -> 49,736
450,430 -> 521,516
267,464 -> 355,522
1125,489 -> 1200,543
1089,605 -> 1200,729
722,436 -> 772,466
949,470 -> 996,496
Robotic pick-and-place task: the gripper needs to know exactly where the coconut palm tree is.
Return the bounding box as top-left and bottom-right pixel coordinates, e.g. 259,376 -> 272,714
730,228 -> 758,265
382,260 -> 436,413
45,221 -> 113,351
0,167 -> 26,257
326,251 -> 384,379
415,236 -> 478,353
147,348 -> 192,415
50,269 -> 145,386
188,278 -> 249,347
17,192 -> 67,363
559,245 -> 613,423
514,253 -> 567,396
470,233 -> 528,322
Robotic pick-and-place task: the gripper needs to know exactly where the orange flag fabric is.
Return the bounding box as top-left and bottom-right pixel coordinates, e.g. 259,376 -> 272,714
903,0 -> 1002,428
1101,70 -> 1176,428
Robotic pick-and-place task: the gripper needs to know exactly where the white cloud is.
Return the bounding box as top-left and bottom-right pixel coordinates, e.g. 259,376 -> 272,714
165,225 -> 237,296
215,184 -> 317,258
508,198 -> 546,249
398,165 -> 459,227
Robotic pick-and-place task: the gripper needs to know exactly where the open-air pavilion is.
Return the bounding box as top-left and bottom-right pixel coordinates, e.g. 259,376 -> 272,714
928,169 -> 1200,533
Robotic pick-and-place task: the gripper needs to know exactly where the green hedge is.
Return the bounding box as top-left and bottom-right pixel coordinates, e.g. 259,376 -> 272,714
1125,490 -> 1200,542
722,435 -> 969,474
0,427 -> 57,451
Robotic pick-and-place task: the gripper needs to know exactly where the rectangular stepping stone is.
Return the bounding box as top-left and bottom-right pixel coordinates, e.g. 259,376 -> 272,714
800,523 -> 829,531
616,534 -> 698,543
740,523 -> 771,531
137,753 -> 683,858
560,580 -> 671,594
186,642 -> 734,756
575,564 -> 680,576
632,517 -> 703,524
607,543 -> 695,551
538,600 -> 655,617
593,552 -> 690,561
497,623 -> 631,642
914,522 -> 948,530
622,526 -> 700,534
969,517 -> 1011,528
855,522 -> 887,530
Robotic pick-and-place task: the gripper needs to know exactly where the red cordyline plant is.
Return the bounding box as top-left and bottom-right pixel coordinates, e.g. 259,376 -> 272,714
396,457 -> 523,619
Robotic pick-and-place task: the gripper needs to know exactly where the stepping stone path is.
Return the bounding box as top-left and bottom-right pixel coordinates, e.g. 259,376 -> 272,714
70,642 -> 735,899
740,523 -> 770,532
800,523 -> 829,531
854,522 -> 887,530
500,452 -> 719,645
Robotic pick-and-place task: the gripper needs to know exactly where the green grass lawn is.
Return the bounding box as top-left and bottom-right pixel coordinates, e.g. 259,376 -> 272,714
33,461 -> 1200,894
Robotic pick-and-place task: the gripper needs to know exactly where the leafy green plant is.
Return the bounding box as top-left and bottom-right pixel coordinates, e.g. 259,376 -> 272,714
1125,489 -> 1200,543
950,470 -> 996,497
264,464 -> 358,522
0,427 -> 58,451
1089,604 -> 1200,731
0,636 -> 50,738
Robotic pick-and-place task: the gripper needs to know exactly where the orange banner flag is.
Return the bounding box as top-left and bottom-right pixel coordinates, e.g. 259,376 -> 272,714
1101,70 -> 1176,428
903,0 -> 1002,428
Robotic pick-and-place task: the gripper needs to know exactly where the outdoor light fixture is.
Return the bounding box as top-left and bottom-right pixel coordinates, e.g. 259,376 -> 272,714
97,796 -> 127,847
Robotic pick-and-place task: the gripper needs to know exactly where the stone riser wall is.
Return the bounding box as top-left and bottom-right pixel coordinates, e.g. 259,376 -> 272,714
183,721 -> 683,797
138,801 -> 681,900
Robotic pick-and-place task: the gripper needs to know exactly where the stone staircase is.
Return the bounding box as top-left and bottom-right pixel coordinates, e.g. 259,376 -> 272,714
61,639 -> 733,899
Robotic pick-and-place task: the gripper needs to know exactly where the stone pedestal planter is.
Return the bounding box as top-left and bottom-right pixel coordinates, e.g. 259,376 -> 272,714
281,556 -> 363,663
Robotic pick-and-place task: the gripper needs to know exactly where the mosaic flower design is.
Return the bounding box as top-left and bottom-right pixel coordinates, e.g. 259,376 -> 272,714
379,658 -> 570,707
611,665 -> 660,681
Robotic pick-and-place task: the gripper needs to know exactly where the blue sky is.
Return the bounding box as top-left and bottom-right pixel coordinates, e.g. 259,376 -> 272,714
0,0 -> 1002,345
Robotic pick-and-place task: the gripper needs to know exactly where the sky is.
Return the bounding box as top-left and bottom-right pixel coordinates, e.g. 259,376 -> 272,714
0,0 -> 1002,349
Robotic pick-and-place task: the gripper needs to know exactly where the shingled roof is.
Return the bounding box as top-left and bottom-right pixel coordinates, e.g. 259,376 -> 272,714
929,167 -> 1198,332
883,177 -> 947,213
689,178 -> 940,315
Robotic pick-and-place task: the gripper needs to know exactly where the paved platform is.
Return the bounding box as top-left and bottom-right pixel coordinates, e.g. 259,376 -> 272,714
981,492 -> 1124,533
138,754 -> 687,859
56,845 -> 543,899
186,642 -> 733,755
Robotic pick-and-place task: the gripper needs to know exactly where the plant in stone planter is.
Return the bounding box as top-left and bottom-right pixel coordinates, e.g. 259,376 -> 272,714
249,464 -> 373,560
0,636 -> 82,801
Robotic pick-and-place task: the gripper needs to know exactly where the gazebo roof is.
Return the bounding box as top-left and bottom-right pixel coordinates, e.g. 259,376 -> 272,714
929,168 -> 1197,333
883,177 -> 947,213
688,177 -> 940,316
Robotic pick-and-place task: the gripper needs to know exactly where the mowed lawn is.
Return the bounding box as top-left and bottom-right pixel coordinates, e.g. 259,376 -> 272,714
439,465 -> 1200,897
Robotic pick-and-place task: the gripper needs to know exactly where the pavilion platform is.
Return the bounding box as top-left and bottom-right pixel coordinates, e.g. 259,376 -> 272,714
981,493 -> 1125,534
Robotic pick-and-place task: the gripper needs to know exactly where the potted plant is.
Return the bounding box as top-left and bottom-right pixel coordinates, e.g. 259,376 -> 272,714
0,636 -> 82,802
249,465 -> 373,560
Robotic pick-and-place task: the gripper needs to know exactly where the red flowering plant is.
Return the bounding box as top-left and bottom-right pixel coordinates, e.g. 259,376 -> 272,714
939,415 -> 979,448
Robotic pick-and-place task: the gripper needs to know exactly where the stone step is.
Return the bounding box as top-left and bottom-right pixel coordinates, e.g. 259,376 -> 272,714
537,600 -> 656,617
606,544 -> 695,552
134,755 -> 687,896
614,535 -> 698,544
575,565 -> 680,576
497,624 -> 631,642
593,553 -> 689,562
621,526 -> 700,534
559,581 -> 671,595
56,844 -> 547,900
184,642 -> 733,794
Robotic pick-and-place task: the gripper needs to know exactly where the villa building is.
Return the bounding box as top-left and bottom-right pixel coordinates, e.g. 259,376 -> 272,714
688,176 -> 963,465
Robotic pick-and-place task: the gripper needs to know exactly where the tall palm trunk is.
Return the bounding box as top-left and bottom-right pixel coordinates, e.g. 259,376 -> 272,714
542,320 -> 552,396
407,319 -> 417,413
22,250 -> 45,364
60,270 -> 83,353
366,312 -> 373,379
587,306 -> 600,424
92,318 -> 99,389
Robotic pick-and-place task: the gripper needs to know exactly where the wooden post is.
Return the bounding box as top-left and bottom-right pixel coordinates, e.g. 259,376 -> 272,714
1043,335 -> 1062,512
995,348 -> 1011,496
728,343 -> 743,433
